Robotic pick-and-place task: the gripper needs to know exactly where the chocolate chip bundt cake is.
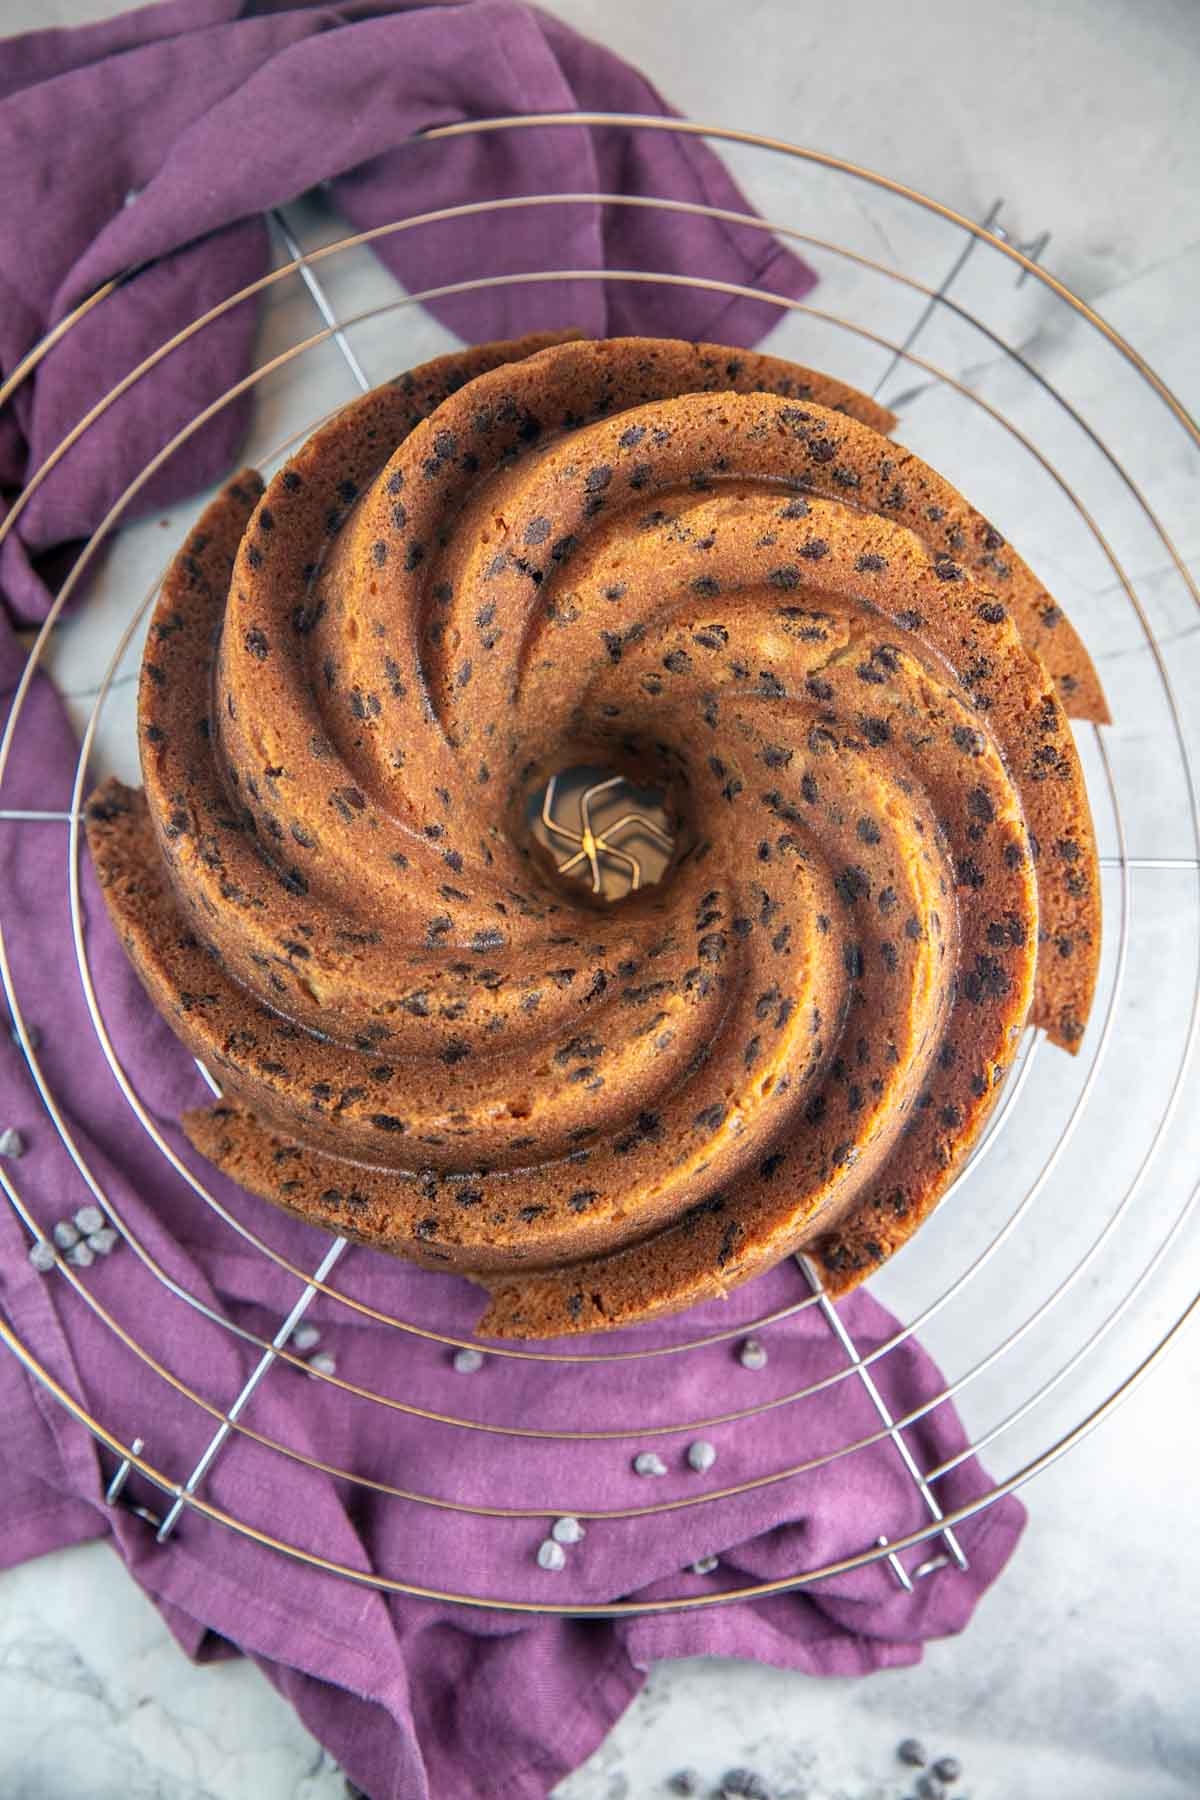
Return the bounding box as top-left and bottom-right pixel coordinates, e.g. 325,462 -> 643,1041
86,334 -> 1105,1336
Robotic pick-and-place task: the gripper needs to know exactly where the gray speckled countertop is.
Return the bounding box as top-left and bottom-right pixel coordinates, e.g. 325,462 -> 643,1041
2,2 -> 1199,1796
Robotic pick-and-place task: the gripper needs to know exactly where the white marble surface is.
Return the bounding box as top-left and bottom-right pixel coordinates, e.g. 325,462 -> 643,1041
3,1 -> 1200,1798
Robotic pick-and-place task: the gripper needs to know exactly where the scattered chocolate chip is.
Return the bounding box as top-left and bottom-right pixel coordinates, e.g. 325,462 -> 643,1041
721,1769 -> 770,1800
667,1771 -> 701,1796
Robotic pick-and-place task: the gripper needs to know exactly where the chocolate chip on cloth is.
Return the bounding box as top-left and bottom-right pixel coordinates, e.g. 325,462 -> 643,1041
85,334 -> 1102,1334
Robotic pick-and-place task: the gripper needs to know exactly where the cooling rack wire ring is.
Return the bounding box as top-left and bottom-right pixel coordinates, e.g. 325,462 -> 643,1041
0,118 -> 1196,1616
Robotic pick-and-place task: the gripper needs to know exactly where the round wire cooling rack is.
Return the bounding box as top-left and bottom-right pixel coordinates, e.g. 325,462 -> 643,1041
1,117 -> 1199,1616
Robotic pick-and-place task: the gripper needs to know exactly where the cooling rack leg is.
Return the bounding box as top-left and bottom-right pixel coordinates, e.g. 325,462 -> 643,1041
154,1235 -> 349,1543
797,1255 -> 969,1582
873,197 -> 1050,407
873,1533 -> 914,1591
104,1437 -> 164,1530
270,208 -> 372,396
871,198 -> 1002,401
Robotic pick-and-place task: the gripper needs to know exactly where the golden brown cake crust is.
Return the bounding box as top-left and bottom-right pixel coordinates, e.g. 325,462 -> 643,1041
85,335 -> 1103,1335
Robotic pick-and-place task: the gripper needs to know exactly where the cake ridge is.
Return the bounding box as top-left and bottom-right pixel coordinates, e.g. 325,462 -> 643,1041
86,334 -> 1102,1337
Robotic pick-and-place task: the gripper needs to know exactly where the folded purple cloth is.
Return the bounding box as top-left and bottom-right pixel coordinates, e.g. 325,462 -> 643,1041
0,0 -> 817,627
0,4 -> 1024,1796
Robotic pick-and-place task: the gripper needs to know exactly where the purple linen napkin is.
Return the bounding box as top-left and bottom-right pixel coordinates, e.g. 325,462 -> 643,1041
0,0 -> 817,627
0,619 -> 1025,1797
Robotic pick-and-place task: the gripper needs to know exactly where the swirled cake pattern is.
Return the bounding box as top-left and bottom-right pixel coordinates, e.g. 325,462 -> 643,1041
87,335 -> 1104,1336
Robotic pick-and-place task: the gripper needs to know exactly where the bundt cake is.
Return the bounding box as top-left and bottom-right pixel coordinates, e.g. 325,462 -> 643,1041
86,334 -> 1104,1337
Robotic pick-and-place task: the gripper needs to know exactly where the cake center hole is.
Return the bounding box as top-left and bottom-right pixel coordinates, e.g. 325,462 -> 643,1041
528,766 -> 675,900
